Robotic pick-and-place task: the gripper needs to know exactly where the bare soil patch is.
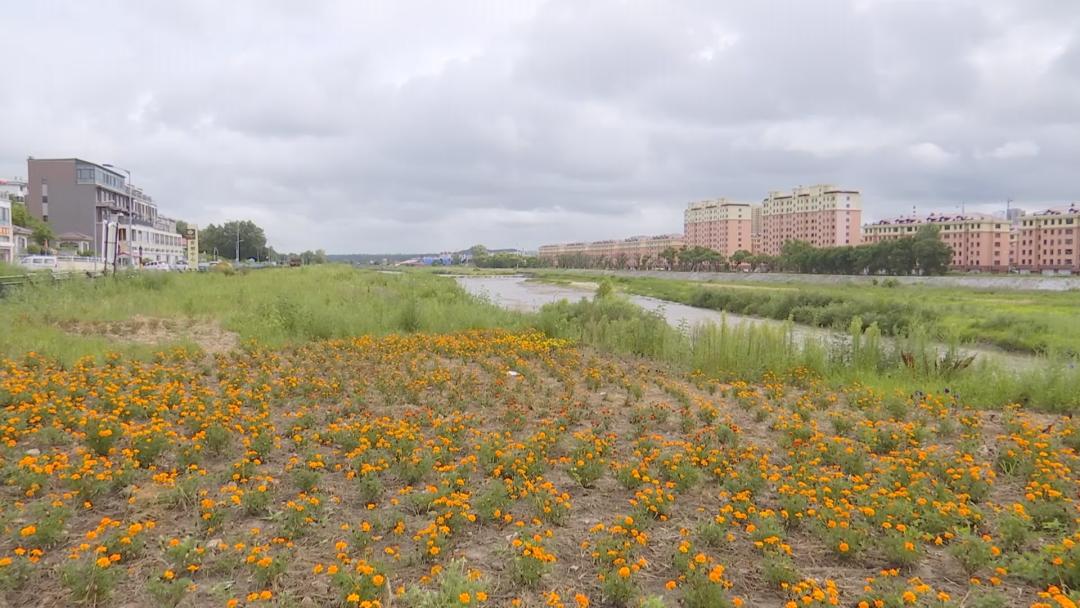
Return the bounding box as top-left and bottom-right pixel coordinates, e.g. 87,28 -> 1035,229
57,315 -> 239,353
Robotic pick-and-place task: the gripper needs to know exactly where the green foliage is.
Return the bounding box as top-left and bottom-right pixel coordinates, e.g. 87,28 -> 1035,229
601,569 -> 637,607
778,225 -> 952,276
595,278 -> 615,299
198,220 -> 268,261
147,576 -> 192,608
10,201 -> 54,247
473,251 -> 542,268
61,559 -> 121,604
403,561 -> 489,607
948,529 -> 996,575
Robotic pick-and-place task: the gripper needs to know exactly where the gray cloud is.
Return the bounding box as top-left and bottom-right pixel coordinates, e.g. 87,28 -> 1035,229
2,0 -> 1078,252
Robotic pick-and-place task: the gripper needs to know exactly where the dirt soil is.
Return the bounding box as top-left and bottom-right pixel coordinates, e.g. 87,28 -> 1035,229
57,315 -> 240,353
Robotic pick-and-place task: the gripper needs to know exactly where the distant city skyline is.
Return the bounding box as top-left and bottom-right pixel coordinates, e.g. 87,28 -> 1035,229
2,1 -> 1078,253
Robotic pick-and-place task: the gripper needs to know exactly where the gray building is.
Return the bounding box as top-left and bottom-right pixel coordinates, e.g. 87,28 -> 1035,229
26,158 -> 185,264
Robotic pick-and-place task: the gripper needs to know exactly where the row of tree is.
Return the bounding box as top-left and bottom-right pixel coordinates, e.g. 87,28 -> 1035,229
550,246 -> 773,272
775,225 -> 952,275
545,225 -> 954,275
472,252 -> 545,268
193,220 -> 328,265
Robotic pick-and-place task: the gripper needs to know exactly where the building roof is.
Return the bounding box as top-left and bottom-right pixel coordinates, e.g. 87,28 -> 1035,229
868,212 -> 1003,226
1030,204 -> 1080,216
57,231 -> 94,241
28,158 -> 127,178
13,225 -> 32,236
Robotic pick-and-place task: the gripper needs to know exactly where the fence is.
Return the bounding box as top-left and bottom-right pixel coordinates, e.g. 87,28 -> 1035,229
0,270 -> 104,296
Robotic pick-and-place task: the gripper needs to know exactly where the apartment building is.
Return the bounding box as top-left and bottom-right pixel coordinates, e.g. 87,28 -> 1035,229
0,192 -> 12,263
1015,204 -> 1080,273
863,213 -> 1012,272
684,199 -> 754,257
0,177 -> 28,202
759,185 -> 862,256
26,158 -> 186,265
539,234 -> 684,268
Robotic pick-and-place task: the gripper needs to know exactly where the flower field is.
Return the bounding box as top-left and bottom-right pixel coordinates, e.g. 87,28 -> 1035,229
1,329 -> 1078,607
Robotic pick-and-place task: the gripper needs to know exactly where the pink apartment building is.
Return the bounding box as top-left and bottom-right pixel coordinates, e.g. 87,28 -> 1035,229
538,234 -> 685,268
863,213 -> 1012,272
1015,204 -> 1080,273
760,185 -> 862,256
684,199 -> 754,257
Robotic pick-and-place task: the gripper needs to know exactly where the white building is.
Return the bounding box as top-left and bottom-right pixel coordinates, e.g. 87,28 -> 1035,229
0,192 -> 12,263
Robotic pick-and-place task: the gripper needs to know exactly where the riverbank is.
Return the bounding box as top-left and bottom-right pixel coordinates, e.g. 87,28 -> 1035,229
540,267 -> 1080,291
454,272 -> 1080,411
526,269 -> 1080,357
455,275 -> 1041,372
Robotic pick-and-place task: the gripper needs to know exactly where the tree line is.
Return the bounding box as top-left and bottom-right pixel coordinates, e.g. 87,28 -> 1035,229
775,225 -> 952,275
195,220 -> 327,265
543,225 -> 954,275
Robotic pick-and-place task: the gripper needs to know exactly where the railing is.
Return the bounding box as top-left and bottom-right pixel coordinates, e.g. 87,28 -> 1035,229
0,270 -> 103,295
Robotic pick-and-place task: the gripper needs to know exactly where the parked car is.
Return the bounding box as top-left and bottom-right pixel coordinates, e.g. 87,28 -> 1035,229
173,260 -> 191,272
18,255 -> 59,271
143,261 -> 172,271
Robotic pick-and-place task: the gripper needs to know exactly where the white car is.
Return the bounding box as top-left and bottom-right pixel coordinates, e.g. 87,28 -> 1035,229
172,260 -> 191,272
143,261 -> 172,271
18,255 -> 59,271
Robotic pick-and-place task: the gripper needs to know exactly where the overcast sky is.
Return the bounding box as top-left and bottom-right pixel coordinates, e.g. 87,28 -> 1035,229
2,1 -> 1078,253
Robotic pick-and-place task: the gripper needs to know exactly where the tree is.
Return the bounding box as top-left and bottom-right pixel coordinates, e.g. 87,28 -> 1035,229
175,220 -> 189,236
912,225 -> 952,275
659,246 -> 679,270
199,220 -> 269,261
11,202 -> 30,227
779,240 -> 816,273
31,222 -> 55,248
11,202 -> 55,247
730,249 -> 752,268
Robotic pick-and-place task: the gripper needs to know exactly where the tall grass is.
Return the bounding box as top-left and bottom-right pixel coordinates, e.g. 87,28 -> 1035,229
536,291 -> 1080,412
0,266 -> 525,362
533,271 -> 1080,356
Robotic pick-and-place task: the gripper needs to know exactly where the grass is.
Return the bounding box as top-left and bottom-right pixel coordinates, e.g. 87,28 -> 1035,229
535,292 -> 1080,412
2,264 -> 1078,411
0,266 -> 525,362
530,270 -> 1080,357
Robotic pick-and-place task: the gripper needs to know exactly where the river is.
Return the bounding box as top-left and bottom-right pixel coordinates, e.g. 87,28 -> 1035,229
454,274 -> 1044,372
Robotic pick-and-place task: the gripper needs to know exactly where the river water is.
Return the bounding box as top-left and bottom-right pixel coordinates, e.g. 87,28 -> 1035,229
454,274 -> 1043,372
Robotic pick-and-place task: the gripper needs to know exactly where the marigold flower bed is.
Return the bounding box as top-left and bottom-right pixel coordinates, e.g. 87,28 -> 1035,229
0,330 -> 1077,607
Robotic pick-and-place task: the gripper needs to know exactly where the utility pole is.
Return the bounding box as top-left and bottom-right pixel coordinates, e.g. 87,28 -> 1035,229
235,222 -> 241,263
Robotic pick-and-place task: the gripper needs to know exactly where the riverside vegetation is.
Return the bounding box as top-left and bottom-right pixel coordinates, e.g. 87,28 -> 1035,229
0,266 -> 1078,607
534,271 -> 1080,358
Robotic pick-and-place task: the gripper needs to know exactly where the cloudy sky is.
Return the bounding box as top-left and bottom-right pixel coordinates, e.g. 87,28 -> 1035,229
2,1 -> 1078,253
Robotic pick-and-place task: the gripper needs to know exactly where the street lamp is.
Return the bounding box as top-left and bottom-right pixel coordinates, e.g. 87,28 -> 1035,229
235,221 -> 243,263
